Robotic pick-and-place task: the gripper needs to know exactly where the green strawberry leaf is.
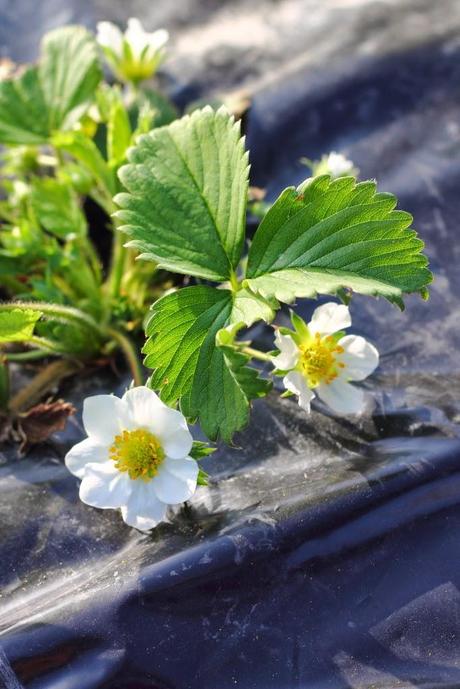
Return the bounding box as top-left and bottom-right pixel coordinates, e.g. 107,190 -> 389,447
0,26 -> 101,145
144,285 -> 270,442
107,99 -> 132,167
144,286 -> 231,406
115,106 -> 249,281
31,178 -> 87,239
39,25 -> 102,131
0,67 -> 50,144
201,340 -> 271,442
231,288 -> 278,327
245,176 -> 432,308
0,308 -> 42,343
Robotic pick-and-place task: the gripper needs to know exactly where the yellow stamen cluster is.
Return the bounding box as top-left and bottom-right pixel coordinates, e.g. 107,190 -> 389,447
299,333 -> 345,388
109,428 -> 165,482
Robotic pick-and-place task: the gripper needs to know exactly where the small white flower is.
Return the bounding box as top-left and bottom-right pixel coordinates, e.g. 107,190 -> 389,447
96,18 -> 169,84
96,21 -> 124,56
125,19 -> 169,61
65,386 -> 198,531
324,152 -> 356,179
273,302 -> 379,415
306,151 -> 358,180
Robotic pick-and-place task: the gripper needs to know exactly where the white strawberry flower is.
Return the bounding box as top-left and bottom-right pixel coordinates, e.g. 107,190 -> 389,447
96,18 -> 169,84
307,151 -> 358,180
65,386 -> 198,531
324,152 -> 356,178
272,302 -> 379,415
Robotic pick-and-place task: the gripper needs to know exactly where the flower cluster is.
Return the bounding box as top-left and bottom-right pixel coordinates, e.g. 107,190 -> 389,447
272,302 -> 379,415
65,386 -> 198,531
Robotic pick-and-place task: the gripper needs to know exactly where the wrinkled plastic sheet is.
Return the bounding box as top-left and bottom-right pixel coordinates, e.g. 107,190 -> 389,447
1,1 -> 460,687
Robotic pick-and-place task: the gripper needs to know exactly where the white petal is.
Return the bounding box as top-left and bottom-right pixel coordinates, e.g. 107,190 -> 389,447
317,379 -> 365,415
65,437 -> 109,479
283,371 -> 315,413
160,422 -> 193,459
96,21 -> 123,56
326,152 -> 354,178
272,331 -> 299,370
337,335 -> 379,381
122,385 -> 165,425
126,18 -> 147,58
152,457 -> 198,504
308,302 -> 351,336
163,455 -> 199,489
122,386 -> 192,459
148,28 -> 169,51
79,463 -> 132,509
121,482 -> 167,531
82,394 -> 130,444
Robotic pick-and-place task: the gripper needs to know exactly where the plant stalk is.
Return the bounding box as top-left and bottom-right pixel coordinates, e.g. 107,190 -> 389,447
242,346 -> 272,363
229,271 -> 240,292
9,359 -> 81,414
108,226 -> 127,300
4,349 -> 55,363
106,327 -> 144,386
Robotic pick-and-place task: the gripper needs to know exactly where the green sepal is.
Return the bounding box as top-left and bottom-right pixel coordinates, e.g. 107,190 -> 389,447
190,440 -> 217,460
197,468 -> 209,486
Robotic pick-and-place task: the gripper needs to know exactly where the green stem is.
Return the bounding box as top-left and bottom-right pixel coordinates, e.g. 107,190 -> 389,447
229,271 -> 240,292
29,336 -> 70,354
79,236 -> 102,286
108,226 -> 126,300
4,349 -> 55,362
1,302 -> 144,382
106,327 -> 144,386
242,346 -> 272,363
90,187 -> 115,217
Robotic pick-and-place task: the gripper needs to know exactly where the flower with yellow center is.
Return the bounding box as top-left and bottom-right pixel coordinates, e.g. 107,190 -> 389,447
272,302 -> 379,415
96,18 -> 169,84
109,428 -> 165,480
65,386 -> 198,531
